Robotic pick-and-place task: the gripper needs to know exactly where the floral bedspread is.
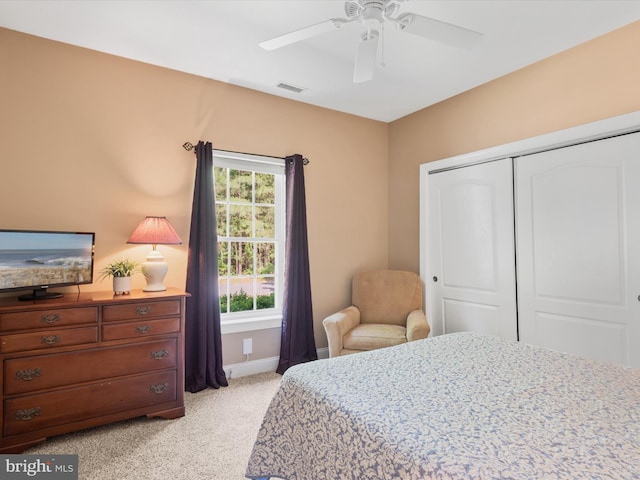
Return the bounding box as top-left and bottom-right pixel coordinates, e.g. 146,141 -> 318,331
245,332 -> 640,479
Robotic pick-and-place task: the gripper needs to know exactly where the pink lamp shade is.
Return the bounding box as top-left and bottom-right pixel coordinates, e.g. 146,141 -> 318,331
127,216 -> 182,246
127,216 -> 182,292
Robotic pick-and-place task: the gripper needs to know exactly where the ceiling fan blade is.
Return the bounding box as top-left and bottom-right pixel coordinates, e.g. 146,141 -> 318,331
395,13 -> 483,50
259,19 -> 338,51
353,30 -> 379,84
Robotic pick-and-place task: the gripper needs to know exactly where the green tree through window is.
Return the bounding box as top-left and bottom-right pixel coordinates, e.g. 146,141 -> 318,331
215,161 -> 283,317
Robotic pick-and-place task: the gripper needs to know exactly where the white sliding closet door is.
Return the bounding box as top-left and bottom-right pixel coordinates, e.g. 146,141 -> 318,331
515,132 -> 640,367
427,158 -> 517,340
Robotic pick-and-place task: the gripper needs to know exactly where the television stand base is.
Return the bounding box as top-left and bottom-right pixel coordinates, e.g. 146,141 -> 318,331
18,290 -> 64,301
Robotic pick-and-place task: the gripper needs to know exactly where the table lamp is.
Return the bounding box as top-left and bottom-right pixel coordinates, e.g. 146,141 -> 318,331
127,216 -> 182,292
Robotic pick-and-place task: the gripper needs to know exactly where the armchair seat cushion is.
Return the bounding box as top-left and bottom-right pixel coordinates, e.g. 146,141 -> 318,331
343,323 -> 407,351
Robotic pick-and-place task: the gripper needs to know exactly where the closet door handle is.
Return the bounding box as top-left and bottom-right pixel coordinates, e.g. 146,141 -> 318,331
432,276 -> 438,282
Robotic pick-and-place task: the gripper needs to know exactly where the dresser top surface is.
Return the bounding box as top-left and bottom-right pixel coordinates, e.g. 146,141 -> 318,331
0,288 -> 189,311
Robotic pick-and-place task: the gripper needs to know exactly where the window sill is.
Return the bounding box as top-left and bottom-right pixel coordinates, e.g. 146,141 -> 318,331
220,314 -> 282,335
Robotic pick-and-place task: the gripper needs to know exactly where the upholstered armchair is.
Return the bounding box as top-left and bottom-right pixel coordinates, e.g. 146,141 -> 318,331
323,270 -> 430,357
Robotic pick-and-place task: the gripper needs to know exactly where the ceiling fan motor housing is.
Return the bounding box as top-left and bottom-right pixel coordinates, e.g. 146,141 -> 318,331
346,0 -> 399,27
362,2 -> 384,27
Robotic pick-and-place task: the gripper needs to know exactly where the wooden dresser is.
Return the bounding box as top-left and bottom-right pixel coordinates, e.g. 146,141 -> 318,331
0,288 -> 188,453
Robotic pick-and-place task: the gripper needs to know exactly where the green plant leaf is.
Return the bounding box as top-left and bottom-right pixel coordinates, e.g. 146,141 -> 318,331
98,258 -> 140,281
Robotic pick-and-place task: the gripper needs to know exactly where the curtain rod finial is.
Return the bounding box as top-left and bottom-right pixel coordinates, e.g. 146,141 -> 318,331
183,142 -> 195,152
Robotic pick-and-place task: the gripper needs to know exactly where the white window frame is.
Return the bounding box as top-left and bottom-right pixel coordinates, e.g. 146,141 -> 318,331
213,150 -> 285,334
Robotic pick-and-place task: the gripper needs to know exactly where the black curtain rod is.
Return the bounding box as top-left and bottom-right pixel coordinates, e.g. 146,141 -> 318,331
182,142 -> 309,165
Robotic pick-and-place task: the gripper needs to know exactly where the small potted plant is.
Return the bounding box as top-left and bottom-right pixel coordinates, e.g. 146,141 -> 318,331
99,258 -> 139,295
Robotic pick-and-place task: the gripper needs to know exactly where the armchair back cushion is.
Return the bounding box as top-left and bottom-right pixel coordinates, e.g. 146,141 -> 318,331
353,270 -> 423,326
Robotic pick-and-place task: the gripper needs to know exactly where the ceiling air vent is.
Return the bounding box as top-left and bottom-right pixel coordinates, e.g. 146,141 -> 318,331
276,82 -> 305,94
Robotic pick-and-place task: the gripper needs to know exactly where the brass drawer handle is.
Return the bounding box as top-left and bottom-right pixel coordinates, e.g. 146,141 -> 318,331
136,325 -> 151,334
16,368 -> 41,381
41,313 -> 60,325
41,335 -> 60,346
150,349 -> 169,360
150,382 -> 169,394
16,407 -> 41,421
136,306 -> 152,316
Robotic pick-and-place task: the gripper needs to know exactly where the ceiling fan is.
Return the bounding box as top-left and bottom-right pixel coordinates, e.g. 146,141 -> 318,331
259,0 -> 484,83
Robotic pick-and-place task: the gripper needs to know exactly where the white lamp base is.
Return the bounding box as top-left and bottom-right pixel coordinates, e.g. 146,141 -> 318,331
142,249 -> 168,292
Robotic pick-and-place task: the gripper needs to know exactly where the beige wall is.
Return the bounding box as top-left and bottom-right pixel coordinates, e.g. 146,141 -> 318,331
0,28 -> 389,364
388,20 -> 640,272
4,19 -> 640,366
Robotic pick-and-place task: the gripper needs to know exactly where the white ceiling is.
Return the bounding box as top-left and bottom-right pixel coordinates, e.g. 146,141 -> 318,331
2,0 -> 640,122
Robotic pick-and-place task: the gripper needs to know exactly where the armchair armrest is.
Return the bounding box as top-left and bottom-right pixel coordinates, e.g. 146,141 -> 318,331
406,309 -> 430,341
322,306 -> 361,357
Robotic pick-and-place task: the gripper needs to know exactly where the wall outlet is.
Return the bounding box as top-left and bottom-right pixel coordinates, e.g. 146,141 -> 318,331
242,338 -> 253,356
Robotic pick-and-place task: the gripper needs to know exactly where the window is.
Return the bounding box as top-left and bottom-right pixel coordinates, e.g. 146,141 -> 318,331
213,151 -> 285,333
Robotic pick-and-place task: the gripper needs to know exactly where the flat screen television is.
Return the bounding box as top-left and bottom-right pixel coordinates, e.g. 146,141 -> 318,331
0,229 -> 95,301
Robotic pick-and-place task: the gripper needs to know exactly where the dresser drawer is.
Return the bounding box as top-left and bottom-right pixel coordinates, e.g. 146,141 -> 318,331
102,318 -> 180,341
4,370 -> 177,437
103,300 -> 181,322
0,327 -> 98,354
4,338 -> 177,395
0,307 -> 98,333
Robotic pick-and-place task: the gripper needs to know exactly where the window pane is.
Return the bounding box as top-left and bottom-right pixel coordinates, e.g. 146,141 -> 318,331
256,242 -> 275,275
216,203 -> 227,237
218,277 -> 229,313
255,206 -> 275,238
217,241 -> 228,276
229,279 -> 255,312
230,241 -> 253,276
229,204 -> 252,237
255,172 -> 275,204
213,155 -> 283,320
257,277 -> 275,310
214,167 -> 227,202
229,169 -> 252,203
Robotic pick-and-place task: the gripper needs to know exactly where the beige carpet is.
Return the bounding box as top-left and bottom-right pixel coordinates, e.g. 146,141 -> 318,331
25,371 -> 282,480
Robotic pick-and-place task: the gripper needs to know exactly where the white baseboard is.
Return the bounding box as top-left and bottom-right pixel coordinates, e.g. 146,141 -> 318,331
224,356 -> 279,379
224,347 -> 329,379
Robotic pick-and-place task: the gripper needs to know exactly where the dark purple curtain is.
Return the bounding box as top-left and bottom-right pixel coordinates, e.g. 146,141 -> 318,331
184,141 -> 228,392
277,154 -> 317,374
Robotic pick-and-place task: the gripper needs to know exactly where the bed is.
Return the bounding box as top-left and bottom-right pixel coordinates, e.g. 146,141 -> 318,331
245,332 -> 640,479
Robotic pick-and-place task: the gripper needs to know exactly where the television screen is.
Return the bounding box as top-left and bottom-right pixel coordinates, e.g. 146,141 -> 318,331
0,229 -> 95,300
